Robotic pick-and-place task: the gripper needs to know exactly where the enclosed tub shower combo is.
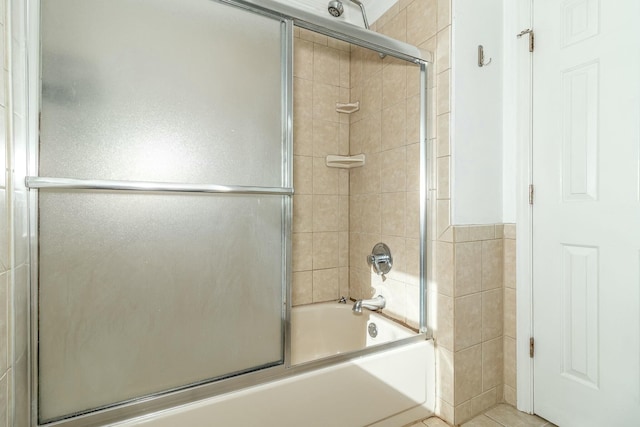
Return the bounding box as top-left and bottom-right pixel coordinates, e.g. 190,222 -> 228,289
22,0 -> 434,425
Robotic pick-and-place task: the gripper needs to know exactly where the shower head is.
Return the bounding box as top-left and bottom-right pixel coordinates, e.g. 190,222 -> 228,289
328,0 -> 344,17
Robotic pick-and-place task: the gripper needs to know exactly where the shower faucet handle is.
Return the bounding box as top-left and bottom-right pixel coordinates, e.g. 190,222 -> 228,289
367,243 -> 393,275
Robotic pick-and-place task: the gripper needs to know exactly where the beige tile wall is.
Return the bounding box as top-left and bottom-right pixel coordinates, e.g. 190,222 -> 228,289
443,225 -> 505,424
503,224 -> 517,407
347,0 -> 439,329
292,28 -> 352,306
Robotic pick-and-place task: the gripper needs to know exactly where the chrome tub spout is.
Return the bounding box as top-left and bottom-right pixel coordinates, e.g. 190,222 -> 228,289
352,295 -> 386,313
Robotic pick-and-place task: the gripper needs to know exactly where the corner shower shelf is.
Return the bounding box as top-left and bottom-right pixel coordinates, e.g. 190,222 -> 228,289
325,154 -> 365,169
335,101 -> 360,114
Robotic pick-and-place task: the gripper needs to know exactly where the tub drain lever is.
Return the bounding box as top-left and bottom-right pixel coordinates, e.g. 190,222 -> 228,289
367,243 -> 393,275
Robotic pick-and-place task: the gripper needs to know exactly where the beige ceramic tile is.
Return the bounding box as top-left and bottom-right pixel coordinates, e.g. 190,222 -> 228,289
381,102 -> 407,151
494,224 -> 504,239
312,157 -> 339,194
436,199 -> 450,238
313,82 -> 340,122
482,239 -> 503,290
294,77 -> 313,119
312,268 -> 340,302
350,48 -> 363,90
381,146 -> 407,193
350,151 -> 380,195
293,195 -> 313,233
454,226 -> 471,243
439,226 -> 454,243
338,123 -> 350,156
382,60 -> 406,108
405,191 -> 420,238
436,26 -> 451,74
362,49 -> 383,84
454,293 -> 482,351
437,0 -> 451,31
503,384 -> 517,407
405,238 -> 420,286
338,231 -> 349,268
292,232 -> 312,272
504,223 -> 516,239
435,241 -> 454,297
349,194 -> 381,234
406,142 -> 420,192
455,241 -> 482,297
503,337 -> 517,389
405,284 -> 421,328
294,114 -> 313,156
424,416 -> 451,427
312,119 -> 339,158
312,232 -> 340,269
361,71 -> 383,118
455,388 -> 497,425
461,415 -> 502,427
294,26 -> 300,38
339,88 -> 351,125
381,8 -> 406,42
436,293 -> 454,351
485,404 -> 548,427
294,38 -> 314,80
379,278 -> 407,322
292,271 -> 313,306
362,113 -> 383,154
339,169 -> 349,195
406,0 -> 437,46
436,156 -> 450,199
504,238 -> 516,289
436,70 -> 450,115
338,196 -> 349,232
381,192 -> 406,237
312,195 -> 340,232
454,344 -> 483,405
293,155 -> 313,194
436,113 -> 450,157
504,287 -> 516,339
338,266 -> 349,299
339,51 -> 350,88
482,337 -> 503,391
468,225 -> 495,241
482,289 -> 503,341
436,348 -> 454,404
436,398 -> 455,425
406,94 -> 421,145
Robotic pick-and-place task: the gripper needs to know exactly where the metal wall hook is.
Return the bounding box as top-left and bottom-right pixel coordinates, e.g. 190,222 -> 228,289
478,45 -> 492,67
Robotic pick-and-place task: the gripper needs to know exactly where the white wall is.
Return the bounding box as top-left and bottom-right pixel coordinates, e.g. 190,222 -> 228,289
451,0 -> 504,225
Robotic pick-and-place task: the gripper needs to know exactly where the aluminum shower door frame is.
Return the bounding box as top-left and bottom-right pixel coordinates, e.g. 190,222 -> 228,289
23,0 -> 434,426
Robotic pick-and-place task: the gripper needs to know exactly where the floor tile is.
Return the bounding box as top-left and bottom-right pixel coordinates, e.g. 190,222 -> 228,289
484,404 -> 548,427
423,417 -> 451,427
461,414 -> 503,427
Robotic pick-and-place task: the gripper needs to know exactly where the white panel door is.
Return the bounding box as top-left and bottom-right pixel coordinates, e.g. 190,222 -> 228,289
532,0 -> 640,426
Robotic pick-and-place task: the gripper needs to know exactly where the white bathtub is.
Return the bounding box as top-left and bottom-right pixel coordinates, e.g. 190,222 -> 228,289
114,304 -> 435,427
291,302 -> 416,364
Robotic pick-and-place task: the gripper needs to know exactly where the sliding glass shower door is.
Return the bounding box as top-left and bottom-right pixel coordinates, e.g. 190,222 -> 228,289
34,0 -> 290,422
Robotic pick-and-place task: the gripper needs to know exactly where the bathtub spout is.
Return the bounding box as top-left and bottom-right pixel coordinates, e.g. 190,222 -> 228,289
352,295 -> 386,313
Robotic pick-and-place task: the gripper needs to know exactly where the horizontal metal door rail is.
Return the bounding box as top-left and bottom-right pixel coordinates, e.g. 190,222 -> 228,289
25,176 -> 294,196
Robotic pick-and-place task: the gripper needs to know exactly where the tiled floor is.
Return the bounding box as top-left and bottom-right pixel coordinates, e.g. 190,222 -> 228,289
409,404 -> 556,427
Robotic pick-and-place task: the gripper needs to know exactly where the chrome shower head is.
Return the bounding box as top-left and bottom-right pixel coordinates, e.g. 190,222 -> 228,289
328,0 -> 344,17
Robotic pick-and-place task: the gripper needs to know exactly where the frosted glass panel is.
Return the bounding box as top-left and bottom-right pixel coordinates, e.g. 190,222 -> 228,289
40,0 -> 283,186
38,192 -> 284,420
37,0 -> 288,422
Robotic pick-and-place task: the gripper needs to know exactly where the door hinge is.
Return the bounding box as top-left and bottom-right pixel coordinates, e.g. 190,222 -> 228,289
517,28 -> 534,52
529,184 -> 534,205
530,337 -> 535,358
